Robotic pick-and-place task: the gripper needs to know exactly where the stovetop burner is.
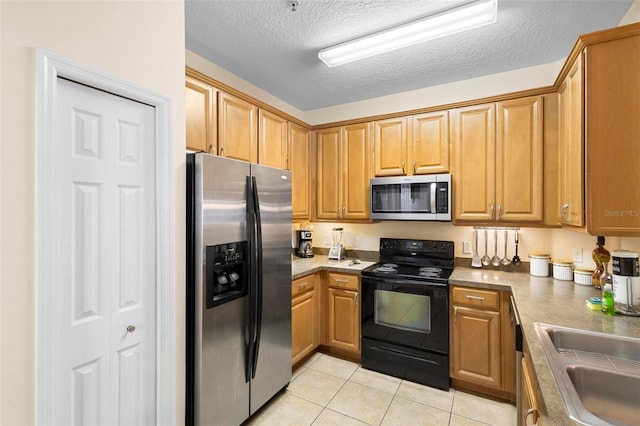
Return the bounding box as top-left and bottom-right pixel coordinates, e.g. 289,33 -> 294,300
374,266 -> 398,273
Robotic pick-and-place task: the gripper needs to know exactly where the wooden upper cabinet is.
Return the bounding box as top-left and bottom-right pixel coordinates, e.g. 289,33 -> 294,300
316,128 -> 342,220
558,55 -> 585,228
412,111 -> 450,175
290,122 -> 310,221
496,96 -> 544,222
342,123 -> 370,220
373,117 -> 407,176
452,97 -> 543,224
585,32 -> 640,236
452,104 -> 496,222
258,109 -> 288,169
185,76 -> 217,153
373,112 -> 450,177
218,91 -> 257,163
316,124 -> 371,221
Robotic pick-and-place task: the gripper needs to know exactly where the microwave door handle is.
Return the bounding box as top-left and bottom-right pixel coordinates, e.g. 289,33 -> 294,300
430,182 -> 436,213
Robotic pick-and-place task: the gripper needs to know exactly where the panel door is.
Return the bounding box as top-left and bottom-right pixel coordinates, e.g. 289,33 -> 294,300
218,91 -> 257,163
327,288 -> 360,353
452,104 -> 496,222
558,55 -> 585,227
292,291 -> 315,364
316,128 -> 342,220
586,36 -> 640,235
258,109 -> 288,169
496,96 -> 543,222
450,306 -> 501,389
373,117 -> 407,176
185,75 -> 216,153
412,111 -> 450,175
53,77 -> 157,425
342,123 -> 371,220
289,123 -> 310,220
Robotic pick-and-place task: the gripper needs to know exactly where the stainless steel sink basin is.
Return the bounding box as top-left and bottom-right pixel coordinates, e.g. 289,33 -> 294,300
547,328 -> 640,362
566,365 -> 640,426
535,323 -> 640,426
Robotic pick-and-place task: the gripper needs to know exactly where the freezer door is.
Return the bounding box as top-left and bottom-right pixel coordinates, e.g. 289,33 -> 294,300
249,164 -> 292,414
192,154 -> 251,426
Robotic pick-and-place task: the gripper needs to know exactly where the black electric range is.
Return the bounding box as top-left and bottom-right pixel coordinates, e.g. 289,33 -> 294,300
360,238 -> 455,391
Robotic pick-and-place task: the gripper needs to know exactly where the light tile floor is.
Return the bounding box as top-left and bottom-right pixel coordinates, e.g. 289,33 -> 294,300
248,352 -> 516,426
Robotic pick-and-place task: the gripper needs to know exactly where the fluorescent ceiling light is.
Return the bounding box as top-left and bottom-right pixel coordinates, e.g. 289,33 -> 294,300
318,0 -> 498,68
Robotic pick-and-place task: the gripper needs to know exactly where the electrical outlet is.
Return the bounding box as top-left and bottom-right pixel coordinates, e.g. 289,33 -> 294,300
323,234 -> 331,246
572,248 -> 583,263
463,241 -> 472,254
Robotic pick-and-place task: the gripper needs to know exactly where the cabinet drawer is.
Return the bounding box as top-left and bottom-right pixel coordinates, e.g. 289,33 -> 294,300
292,275 -> 315,298
451,286 -> 500,310
328,273 -> 359,291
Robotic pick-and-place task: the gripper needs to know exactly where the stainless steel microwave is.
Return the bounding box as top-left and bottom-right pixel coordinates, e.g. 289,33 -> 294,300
370,174 -> 451,221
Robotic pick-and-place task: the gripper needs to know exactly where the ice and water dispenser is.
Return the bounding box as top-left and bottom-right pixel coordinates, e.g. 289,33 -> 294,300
205,241 -> 248,309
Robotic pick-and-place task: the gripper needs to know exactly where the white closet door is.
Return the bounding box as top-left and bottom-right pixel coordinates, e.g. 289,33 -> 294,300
52,77 -> 156,425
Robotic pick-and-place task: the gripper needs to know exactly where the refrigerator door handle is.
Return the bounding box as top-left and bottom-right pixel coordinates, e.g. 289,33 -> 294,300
251,176 -> 263,379
245,175 -> 256,383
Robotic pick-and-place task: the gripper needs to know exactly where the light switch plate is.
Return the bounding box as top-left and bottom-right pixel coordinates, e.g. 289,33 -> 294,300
573,248 -> 583,263
463,241 -> 472,254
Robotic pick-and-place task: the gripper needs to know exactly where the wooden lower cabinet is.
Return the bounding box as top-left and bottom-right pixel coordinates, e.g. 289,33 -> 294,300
451,305 -> 501,388
325,273 -> 361,357
450,285 -> 515,400
291,274 -> 319,365
520,337 -> 543,425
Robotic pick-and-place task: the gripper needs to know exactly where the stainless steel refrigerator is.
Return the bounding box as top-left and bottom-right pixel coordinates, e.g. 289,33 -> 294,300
186,153 -> 292,426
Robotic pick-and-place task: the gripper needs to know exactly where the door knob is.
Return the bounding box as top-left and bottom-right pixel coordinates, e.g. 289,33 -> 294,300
126,325 -> 136,333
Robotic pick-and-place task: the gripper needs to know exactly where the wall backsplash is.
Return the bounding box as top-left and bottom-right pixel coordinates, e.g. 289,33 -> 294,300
293,222 -> 640,270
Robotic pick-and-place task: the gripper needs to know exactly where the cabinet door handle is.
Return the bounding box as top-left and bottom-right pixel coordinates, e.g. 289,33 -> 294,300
220,147 -> 226,157
465,295 -> 485,301
497,204 -> 502,220
208,144 -> 214,154
524,407 -> 539,426
560,203 -> 569,222
401,160 -> 405,174
453,306 -> 458,323
490,204 -> 495,220
413,160 -> 416,174
354,292 -> 358,307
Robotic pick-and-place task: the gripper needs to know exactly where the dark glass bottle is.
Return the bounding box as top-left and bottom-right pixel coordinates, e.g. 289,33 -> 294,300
591,236 -> 610,289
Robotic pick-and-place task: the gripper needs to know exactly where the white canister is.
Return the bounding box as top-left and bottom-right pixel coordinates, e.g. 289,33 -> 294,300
611,250 -> 640,305
552,259 -> 574,281
573,267 -> 594,286
528,253 -> 550,277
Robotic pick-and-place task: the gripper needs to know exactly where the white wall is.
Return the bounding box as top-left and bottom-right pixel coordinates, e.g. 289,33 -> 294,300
0,1 -> 186,425
306,222 -> 640,270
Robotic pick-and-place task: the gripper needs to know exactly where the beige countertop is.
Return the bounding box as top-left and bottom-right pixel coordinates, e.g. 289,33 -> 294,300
450,268 -> 640,426
292,255 -> 376,279
291,258 -> 640,424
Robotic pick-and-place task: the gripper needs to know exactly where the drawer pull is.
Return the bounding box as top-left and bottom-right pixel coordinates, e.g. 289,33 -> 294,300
335,279 -> 349,283
465,295 -> 485,301
298,282 -> 308,288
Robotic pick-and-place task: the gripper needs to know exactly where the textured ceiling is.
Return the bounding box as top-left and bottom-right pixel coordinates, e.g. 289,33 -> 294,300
186,0 -> 633,111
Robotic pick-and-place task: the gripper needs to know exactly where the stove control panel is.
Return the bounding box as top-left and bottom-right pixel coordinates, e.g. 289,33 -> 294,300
380,238 -> 453,255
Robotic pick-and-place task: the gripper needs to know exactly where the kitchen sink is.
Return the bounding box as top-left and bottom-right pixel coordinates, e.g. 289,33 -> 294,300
566,365 -> 640,426
546,327 -> 640,363
535,323 -> 640,426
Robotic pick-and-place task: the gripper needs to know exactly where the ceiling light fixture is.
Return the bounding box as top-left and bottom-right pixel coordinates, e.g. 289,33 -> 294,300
318,0 -> 498,68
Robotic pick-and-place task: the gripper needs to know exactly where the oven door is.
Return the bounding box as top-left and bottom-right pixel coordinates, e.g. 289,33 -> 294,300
361,275 -> 448,354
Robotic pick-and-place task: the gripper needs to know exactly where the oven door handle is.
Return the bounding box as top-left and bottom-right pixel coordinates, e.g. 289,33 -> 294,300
362,275 -> 448,287
368,344 -> 439,365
